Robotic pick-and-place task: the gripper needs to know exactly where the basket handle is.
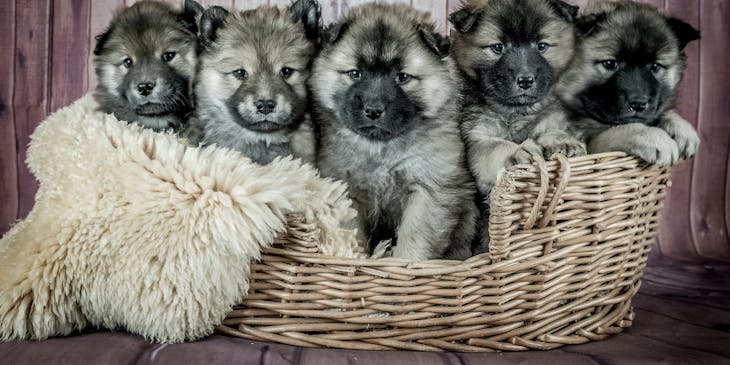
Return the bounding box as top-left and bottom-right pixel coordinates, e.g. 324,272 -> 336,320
523,154 -> 571,230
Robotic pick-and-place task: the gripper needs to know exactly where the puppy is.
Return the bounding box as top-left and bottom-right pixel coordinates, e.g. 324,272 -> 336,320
312,4 -> 478,260
450,0 -> 583,252
556,1 -> 701,166
191,0 -> 320,165
94,0 -> 202,132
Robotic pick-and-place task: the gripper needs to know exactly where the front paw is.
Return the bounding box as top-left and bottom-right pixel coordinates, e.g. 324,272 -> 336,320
508,139 -> 543,166
661,115 -> 700,160
626,129 -> 680,167
538,135 -> 587,159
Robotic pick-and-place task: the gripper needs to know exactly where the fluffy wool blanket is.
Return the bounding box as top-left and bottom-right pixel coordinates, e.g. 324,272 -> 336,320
0,95 -> 360,343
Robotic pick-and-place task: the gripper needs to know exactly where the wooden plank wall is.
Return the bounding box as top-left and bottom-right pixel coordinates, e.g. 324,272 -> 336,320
0,0 -> 728,262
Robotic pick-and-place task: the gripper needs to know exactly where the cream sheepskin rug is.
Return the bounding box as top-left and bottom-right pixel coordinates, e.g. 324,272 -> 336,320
0,95 -> 360,343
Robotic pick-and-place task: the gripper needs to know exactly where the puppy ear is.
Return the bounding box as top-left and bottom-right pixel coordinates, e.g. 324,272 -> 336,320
666,17 -> 700,50
419,28 -> 450,58
290,0 -> 321,40
546,0 -> 579,22
449,8 -> 479,33
180,0 -> 204,34
322,21 -> 349,46
574,13 -> 606,36
200,6 -> 228,47
94,27 -> 113,56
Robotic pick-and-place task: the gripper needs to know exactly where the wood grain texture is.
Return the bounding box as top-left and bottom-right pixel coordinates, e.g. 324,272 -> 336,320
690,0 -> 730,260
50,0 -> 91,113
412,0 -> 447,32
658,0 -> 701,259
1,0 -> 729,263
233,0 -> 269,10
0,1 -> 18,234
13,0 -> 52,219
87,0 -> 124,91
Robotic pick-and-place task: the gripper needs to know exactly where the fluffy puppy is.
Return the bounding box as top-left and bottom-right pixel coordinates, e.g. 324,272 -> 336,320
556,1 -> 701,166
191,0 -> 320,165
312,4 -> 478,260
451,0 -> 584,197
450,0 -> 583,253
94,0 -> 202,132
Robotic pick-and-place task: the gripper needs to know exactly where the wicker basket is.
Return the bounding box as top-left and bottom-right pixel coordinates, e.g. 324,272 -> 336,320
218,152 -> 670,352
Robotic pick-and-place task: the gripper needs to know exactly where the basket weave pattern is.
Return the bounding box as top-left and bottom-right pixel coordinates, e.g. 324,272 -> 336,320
219,152 -> 670,352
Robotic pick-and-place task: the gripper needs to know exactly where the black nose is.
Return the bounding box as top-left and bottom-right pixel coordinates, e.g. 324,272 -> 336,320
364,106 -> 384,120
255,99 -> 277,115
137,81 -> 156,96
516,74 -> 535,90
628,98 -> 649,112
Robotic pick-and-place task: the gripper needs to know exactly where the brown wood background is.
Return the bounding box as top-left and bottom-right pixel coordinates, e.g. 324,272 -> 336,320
0,0 -> 727,262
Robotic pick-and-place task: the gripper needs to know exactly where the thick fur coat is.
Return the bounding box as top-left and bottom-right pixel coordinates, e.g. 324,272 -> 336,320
556,1 -> 701,166
190,1 -> 319,165
94,0 -> 202,132
450,0 -> 584,253
312,4 -> 478,261
0,95 -> 359,343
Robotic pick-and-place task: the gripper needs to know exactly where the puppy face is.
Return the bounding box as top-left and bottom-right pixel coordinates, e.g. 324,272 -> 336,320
311,4 -> 454,141
196,3 -> 319,133
557,2 -> 699,125
450,0 -> 577,107
94,0 -> 201,124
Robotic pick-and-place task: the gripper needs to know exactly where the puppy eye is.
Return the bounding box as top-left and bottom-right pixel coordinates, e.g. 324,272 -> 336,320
600,59 -> 618,71
161,52 -> 176,62
232,69 -> 248,80
650,63 -> 665,73
280,67 -> 294,79
396,72 -> 413,85
122,58 -> 133,68
536,42 -> 550,53
347,69 -> 362,80
489,43 -> 504,54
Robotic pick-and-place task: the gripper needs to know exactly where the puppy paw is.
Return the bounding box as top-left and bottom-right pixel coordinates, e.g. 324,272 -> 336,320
538,134 -> 587,159
627,129 -> 680,167
660,113 -> 700,160
370,239 -> 393,259
509,139 -> 543,166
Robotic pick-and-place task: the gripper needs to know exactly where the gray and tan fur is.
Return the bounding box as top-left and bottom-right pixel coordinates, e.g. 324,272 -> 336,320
450,0 -> 583,253
190,0 -> 319,165
94,0 -> 202,132
312,4 -> 478,261
556,1 -> 700,166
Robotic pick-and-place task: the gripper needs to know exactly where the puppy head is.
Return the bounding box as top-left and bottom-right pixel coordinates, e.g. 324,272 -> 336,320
450,0 -> 578,107
94,0 -> 201,122
557,2 -> 699,125
196,0 -> 320,133
312,3 -> 455,141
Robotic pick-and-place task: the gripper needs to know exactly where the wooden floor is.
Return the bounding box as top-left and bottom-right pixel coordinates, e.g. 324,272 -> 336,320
1,256 -> 728,365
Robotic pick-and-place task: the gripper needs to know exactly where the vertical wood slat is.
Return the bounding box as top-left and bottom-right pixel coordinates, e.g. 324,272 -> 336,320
412,0 -> 447,32
657,0 -> 701,259
0,1 -> 18,234
50,0 -> 91,113
233,0 -> 270,10
87,0 -> 124,92
446,0 -> 459,33
690,0 -> 730,260
13,0 -> 52,219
